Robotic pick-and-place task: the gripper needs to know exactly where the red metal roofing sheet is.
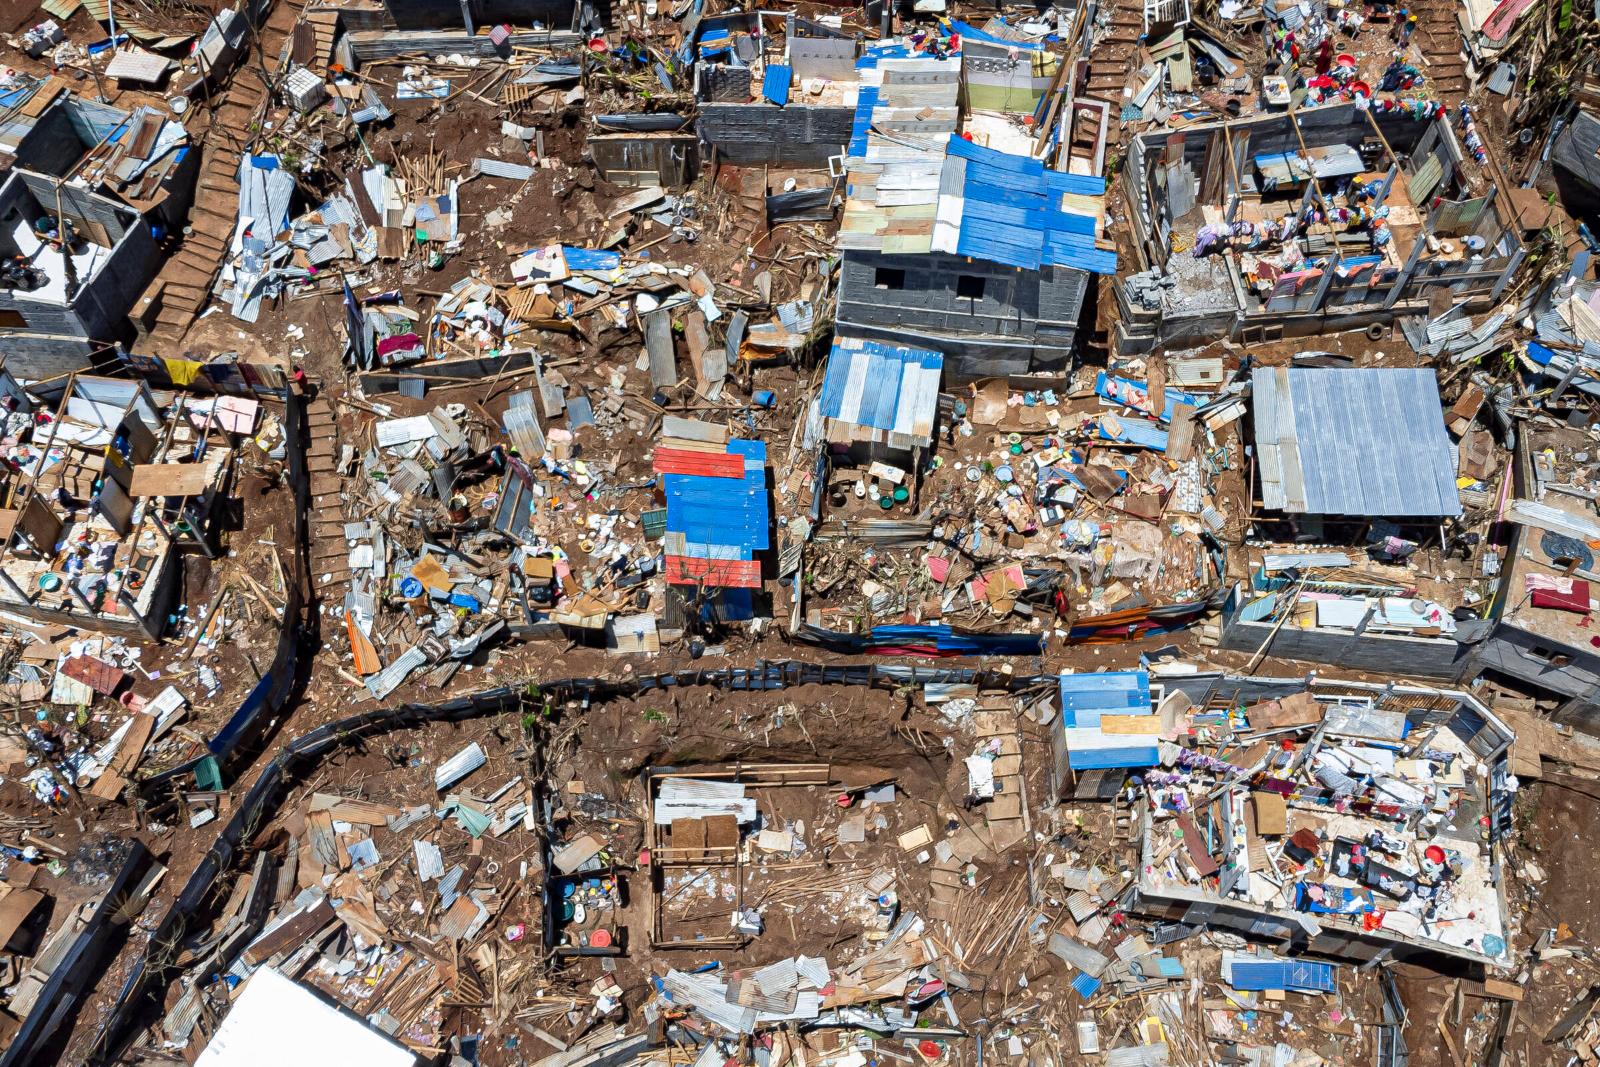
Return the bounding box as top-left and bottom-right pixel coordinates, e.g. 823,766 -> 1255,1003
664,555 -> 762,589
652,447 -> 745,479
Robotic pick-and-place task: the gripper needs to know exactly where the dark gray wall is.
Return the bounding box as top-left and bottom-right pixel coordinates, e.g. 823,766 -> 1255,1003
0,172 -> 157,376
1465,622 -> 1600,717
836,249 -> 1088,377
1216,612 -> 1466,679
698,103 -> 853,167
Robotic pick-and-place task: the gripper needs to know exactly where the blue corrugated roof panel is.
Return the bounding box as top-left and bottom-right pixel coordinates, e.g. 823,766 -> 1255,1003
663,438 -> 770,553
1060,734 -> 1160,770
1057,671 -> 1151,728
1228,959 -> 1337,993
1045,170 -> 1108,197
1071,973 -> 1102,999
944,135 -> 1117,275
817,338 -> 943,438
848,84 -> 879,157
763,64 -> 792,106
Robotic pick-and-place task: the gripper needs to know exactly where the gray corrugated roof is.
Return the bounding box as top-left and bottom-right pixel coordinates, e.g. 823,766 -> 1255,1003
1251,367 -> 1461,518
1553,110 -> 1600,191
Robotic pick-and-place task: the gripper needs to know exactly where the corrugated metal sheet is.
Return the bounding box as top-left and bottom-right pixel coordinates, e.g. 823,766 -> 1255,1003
1057,671 -> 1151,728
653,447 -> 745,478
1047,933 -> 1110,975
1251,367 -> 1461,518
762,63 -> 792,106
434,741 -> 486,790
473,157 -> 535,180
664,555 -> 762,588
1508,498 -> 1600,540
1060,727 -> 1161,770
1104,1044 -> 1168,1067
1553,110 -> 1600,190
662,438 -> 769,580
365,645 -> 427,700
503,390 -> 546,459
1226,957 -> 1336,992
946,134 -> 1117,275
816,336 -> 943,447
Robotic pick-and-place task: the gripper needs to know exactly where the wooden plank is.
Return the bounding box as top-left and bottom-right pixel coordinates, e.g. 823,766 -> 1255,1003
1176,813 -> 1220,876
127,463 -> 210,497
89,713 -> 156,800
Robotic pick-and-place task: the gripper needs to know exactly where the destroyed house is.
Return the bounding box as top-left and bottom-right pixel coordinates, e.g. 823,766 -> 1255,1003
693,13 -> 859,168
1049,670 -> 1163,801
0,170 -> 160,375
1130,673 -> 1514,971
1213,366 -> 1471,677
1117,102 -> 1526,353
838,131 -> 1117,379
1455,434 -> 1600,729
0,373 -> 240,641
6,90 -> 199,234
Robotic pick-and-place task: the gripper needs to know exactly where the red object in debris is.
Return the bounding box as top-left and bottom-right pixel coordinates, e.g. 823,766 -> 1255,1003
590,928 -> 613,948
1425,844 -> 1447,865
638,848 -> 651,866
1531,580 -> 1591,614
664,555 -> 762,589
836,792 -> 854,808
652,447 -> 745,479
918,1041 -> 943,1060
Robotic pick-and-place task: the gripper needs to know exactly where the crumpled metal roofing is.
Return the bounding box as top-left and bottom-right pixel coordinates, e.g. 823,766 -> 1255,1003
940,135 -> 1116,274
1252,366 -> 1461,518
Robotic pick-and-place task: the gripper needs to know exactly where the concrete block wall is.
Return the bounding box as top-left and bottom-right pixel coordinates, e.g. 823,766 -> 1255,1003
697,103 -> 853,167
1216,612 -> 1466,679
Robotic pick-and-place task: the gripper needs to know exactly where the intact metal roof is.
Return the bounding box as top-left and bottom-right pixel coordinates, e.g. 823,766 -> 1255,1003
1252,367 -> 1461,518
817,337 -> 943,447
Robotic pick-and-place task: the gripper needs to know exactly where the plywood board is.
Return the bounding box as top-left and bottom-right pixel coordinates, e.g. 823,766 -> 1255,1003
128,462 -> 211,497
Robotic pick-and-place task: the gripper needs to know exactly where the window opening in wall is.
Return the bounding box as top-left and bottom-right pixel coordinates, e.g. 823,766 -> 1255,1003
874,267 -> 905,290
957,275 -> 985,300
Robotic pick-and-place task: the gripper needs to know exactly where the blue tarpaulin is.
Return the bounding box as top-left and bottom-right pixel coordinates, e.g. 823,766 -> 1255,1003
562,247 -> 622,272
1098,417 -> 1168,451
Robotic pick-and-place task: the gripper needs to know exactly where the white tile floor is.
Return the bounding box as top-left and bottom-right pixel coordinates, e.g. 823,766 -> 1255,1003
9,217 -> 109,304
